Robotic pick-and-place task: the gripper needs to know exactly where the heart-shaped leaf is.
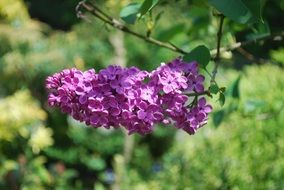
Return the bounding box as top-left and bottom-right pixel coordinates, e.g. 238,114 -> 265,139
219,92 -> 226,107
120,3 -> 141,24
226,75 -> 242,99
209,84 -> 219,94
213,110 -> 225,127
208,0 -> 252,24
183,45 -> 211,69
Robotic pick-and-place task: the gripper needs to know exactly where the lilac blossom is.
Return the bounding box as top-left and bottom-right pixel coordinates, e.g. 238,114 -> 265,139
46,58 -> 212,135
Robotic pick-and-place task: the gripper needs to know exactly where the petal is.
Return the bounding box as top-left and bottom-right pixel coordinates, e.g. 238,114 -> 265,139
186,84 -> 194,91
196,75 -> 205,82
195,83 -> 204,93
138,101 -> 148,110
75,86 -> 85,95
90,115 -> 99,125
108,97 -> 118,108
61,105 -> 71,114
203,105 -> 213,113
182,122 -> 196,135
153,112 -> 164,121
63,76 -> 72,84
73,77 -> 80,84
180,81 -> 188,89
58,87 -> 66,95
60,95 -> 69,103
121,81 -> 131,88
163,85 -> 173,94
187,74 -> 195,81
110,107 -> 121,116
79,95 -> 88,104
198,97 -> 206,107
99,117 -> 108,125
137,110 -> 146,120
116,87 -> 124,94
88,100 -> 103,111
162,119 -> 171,125
175,95 -> 188,104
121,110 -> 130,119
196,112 -> 206,121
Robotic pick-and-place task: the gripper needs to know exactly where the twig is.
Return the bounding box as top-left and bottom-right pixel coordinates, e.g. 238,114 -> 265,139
236,47 -> 283,66
77,1 -> 284,59
79,1 -> 187,55
88,1 -> 113,21
210,31 -> 284,56
77,1 -> 284,98
215,15 -> 225,61
184,90 -> 210,97
236,47 -> 268,64
211,15 -> 225,83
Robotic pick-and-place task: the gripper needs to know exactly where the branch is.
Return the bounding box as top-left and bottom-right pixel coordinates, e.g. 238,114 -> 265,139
77,1 -> 284,60
210,31 -> 284,56
185,90 -> 210,97
214,15 -> 225,61
211,15 -> 225,83
79,1 -> 187,55
236,47 -> 283,66
77,1 -> 284,98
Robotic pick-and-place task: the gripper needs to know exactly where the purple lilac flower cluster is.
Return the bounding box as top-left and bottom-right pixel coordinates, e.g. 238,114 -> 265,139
46,58 -> 212,135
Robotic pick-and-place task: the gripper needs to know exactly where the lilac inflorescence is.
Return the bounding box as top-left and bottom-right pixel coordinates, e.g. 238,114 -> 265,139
46,58 -> 212,135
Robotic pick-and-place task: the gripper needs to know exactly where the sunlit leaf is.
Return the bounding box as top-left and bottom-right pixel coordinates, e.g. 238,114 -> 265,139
243,0 -> 266,23
209,83 -> 219,94
213,110 -> 225,127
208,0 -> 252,24
226,75 -> 242,99
120,3 -> 141,24
83,156 -> 106,171
270,48 -> 284,65
139,0 -> 159,17
219,93 -> 226,107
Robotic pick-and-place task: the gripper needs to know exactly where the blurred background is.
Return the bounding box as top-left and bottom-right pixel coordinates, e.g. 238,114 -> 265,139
0,0 -> 283,189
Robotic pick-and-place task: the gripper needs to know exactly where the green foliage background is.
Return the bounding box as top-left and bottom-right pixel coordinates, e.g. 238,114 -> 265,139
0,0 -> 283,189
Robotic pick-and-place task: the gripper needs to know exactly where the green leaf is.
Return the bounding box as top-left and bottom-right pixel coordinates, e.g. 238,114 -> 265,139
243,0 -> 266,23
219,92 -> 226,107
183,45 -> 211,69
213,110 -> 225,127
155,11 -> 164,23
226,75 -> 241,99
208,0 -> 252,24
139,0 -> 159,17
209,84 -> 219,94
83,156 -> 106,171
219,87 -> 226,93
270,48 -> 284,65
120,3 -> 141,24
